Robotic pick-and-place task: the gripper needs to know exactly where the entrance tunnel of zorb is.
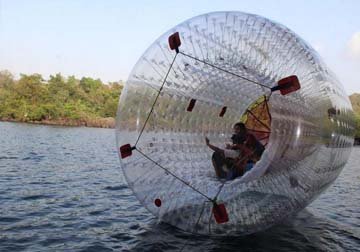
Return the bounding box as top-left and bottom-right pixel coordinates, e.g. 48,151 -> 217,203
116,12 -> 354,235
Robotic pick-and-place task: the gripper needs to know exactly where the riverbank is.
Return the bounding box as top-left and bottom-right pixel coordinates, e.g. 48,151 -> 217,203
0,117 -> 115,128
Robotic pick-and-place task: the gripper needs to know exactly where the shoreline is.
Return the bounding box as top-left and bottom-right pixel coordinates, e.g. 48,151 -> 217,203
2,119 -> 360,145
0,117 -> 115,129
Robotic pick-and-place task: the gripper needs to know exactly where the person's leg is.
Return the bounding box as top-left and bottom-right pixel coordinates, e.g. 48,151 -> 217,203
212,152 -> 226,178
232,158 -> 246,178
224,158 -> 235,180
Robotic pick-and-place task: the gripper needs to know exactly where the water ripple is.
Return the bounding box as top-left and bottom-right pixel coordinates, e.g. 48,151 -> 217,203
0,122 -> 359,251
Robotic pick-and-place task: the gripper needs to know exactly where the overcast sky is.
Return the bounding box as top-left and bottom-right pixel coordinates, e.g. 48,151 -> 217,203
0,0 -> 359,94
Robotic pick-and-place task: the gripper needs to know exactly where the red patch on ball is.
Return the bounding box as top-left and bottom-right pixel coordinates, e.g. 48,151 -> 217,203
154,198 -> 162,207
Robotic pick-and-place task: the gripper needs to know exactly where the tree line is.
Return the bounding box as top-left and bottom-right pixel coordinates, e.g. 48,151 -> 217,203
349,93 -> 360,138
0,69 -> 359,137
0,70 -> 122,126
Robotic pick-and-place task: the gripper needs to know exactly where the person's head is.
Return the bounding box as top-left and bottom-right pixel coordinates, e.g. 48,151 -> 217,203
233,122 -> 246,135
231,122 -> 247,144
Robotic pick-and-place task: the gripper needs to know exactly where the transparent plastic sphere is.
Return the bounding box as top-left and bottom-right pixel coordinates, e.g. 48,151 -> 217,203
116,11 -> 354,235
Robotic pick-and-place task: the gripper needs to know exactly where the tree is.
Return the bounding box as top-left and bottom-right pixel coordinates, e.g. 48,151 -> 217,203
16,73 -> 45,103
355,114 -> 360,137
79,77 -> 102,93
0,70 -> 124,126
0,70 -> 15,88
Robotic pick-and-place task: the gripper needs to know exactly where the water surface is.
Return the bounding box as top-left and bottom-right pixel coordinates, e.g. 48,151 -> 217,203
0,122 -> 359,251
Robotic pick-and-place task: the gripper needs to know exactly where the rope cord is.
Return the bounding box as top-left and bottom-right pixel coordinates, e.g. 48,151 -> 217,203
131,49 -> 271,229
135,149 -> 213,202
134,53 -> 178,147
246,109 -> 271,131
179,200 -> 209,252
123,42 -> 278,251
179,51 -> 272,90
131,51 -> 218,205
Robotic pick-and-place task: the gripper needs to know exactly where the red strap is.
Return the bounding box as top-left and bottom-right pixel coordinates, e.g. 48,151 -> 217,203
168,32 -> 181,53
119,144 -> 135,159
219,106 -> 227,117
212,203 -> 229,224
277,75 -> 300,95
187,99 -> 196,112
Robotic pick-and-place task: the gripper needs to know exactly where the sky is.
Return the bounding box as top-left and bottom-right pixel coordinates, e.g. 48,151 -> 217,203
0,0 -> 359,94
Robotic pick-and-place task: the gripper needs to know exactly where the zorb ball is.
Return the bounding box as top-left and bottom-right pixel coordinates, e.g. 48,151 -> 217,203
116,11 -> 354,235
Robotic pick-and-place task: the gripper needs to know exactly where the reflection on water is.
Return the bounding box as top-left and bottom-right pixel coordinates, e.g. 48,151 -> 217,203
127,209 -> 359,252
0,122 -> 359,251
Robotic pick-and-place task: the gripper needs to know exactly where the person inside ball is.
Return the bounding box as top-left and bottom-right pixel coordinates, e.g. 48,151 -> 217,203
205,122 -> 264,180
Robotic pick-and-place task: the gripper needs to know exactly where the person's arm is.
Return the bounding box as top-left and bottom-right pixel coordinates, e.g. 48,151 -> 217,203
205,137 -> 223,153
232,143 -> 253,156
225,143 -> 232,149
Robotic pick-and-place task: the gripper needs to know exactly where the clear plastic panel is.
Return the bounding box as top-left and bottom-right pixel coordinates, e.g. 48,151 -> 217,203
116,11 -> 354,235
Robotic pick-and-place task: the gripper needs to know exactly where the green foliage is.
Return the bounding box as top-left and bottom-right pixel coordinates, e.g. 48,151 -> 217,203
354,114 -> 360,137
0,70 -> 123,125
350,93 -> 360,137
349,93 -> 360,115
79,77 -> 102,93
0,70 -> 14,88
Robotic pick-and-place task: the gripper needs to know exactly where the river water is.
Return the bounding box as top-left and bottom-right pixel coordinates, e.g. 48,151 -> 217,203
0,122 -> 359,251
